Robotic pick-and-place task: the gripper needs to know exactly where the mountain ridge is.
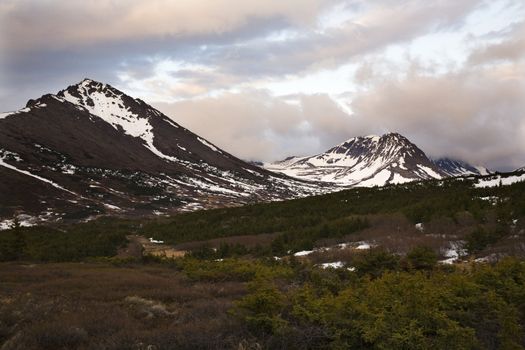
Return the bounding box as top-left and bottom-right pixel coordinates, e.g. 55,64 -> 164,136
265,133 -> 488,186
0,79 -> 325,226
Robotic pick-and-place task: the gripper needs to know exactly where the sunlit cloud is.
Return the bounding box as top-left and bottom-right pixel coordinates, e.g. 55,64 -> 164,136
1,0 -> 524,169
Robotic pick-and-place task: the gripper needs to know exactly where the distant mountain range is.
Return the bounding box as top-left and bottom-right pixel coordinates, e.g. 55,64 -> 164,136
264,134 -> 490,186
0,79 -> 323,225
0,78 -> 499,226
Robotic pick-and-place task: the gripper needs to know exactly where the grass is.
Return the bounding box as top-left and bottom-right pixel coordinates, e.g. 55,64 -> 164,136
0,262 -> 248,349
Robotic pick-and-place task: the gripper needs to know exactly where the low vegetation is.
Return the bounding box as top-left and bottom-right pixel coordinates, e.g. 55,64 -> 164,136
1,254 -> 524,349
1,176 -> 525,348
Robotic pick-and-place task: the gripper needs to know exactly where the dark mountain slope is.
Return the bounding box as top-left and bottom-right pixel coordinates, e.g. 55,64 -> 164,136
0,79 -> 323,225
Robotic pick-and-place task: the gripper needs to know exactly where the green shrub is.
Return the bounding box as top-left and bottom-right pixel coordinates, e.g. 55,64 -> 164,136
404,246 -> 438,271
353,248 -> 400,278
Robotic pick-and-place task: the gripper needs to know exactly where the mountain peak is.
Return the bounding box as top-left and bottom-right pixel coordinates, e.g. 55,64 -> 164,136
364,134 -> 380,141
266,132 -> 445,186
382,132 -> 406,140
59,78 -> 127,103
340,132 -> 408,146
81,77 -> 96,83
1,79 -> 325,224
79,78 -> 111,88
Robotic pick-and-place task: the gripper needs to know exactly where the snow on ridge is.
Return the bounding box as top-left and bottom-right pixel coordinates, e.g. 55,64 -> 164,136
60,87 -> 148,138
61,82 -> 185,163
0,153 -> 78,196
416,165 -> 442,179
0,112 -> 13,119
163,117 -> 180,128
0,106 -> 33,120
364,134 -> 380,142
197,137 -> 221,153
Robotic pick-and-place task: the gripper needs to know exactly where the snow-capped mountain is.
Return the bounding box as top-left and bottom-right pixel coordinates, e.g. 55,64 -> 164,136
0,79 -> 324,225
432,158 -> 491,177
265,133 -> 446,187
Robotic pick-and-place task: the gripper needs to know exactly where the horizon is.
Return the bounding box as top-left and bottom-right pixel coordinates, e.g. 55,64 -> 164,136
1,1 -> 524,170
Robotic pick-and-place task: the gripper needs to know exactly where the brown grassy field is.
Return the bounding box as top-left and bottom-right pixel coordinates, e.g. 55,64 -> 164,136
0,262 -> 251,350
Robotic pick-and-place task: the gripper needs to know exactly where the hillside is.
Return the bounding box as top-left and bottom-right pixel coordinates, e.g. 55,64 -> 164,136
0,79 -> 324,225
2,170 -> 525,263
1,171 -> 525,349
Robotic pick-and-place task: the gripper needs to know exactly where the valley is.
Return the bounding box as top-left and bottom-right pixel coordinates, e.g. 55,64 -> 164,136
2,0 -> 524,347
1,80 -> 525,349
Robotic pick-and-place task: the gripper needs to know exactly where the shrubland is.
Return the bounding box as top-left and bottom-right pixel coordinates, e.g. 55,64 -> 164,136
1,175 -> 525,348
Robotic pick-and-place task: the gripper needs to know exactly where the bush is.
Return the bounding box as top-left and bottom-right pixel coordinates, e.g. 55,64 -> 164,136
404,246 -> 438,271
466,227 -> 506,254
353,248 -> 400,278
235,258 -> 525,349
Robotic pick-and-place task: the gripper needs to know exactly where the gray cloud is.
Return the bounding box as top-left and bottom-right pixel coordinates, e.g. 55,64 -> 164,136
1,0 -> 335,52
1,0 -> 523,170
154,59 -> 525,170
1,0 -> 341,110
117,0 -> 483,89
1,0 -> 483,109
350,62 -> 525,170
469,21 -> 525,65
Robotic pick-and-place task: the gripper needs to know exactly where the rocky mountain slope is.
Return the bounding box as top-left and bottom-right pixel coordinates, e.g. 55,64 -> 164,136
433,158 -> 490,177
0,79 -> 323,226
265,133 -> 487,186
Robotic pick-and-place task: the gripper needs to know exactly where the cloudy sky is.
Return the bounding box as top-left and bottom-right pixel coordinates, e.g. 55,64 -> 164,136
1,0 -> 524,170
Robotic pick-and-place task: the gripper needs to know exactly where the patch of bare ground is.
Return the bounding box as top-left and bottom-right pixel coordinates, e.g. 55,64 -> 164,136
0,262 -> 248,349
172,232 -> 279,251
121,235 -> 187,259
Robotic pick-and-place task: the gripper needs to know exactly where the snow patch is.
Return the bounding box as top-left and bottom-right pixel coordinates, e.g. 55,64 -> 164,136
417,165 -> 442,179
355,242 -> 371,250
358,169 -> 392,187
475,174 -> 525,188
197,137 -> 221,153
318,261 -> 344,269
104,203 -> 121,211
294,250 -> 314,256
439,241 -> 466,264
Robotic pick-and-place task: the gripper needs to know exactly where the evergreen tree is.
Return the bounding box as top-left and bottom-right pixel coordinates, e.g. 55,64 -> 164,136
11,216 -> 27,260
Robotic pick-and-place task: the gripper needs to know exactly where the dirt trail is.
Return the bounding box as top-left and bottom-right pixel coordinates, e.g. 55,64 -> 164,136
118,235 -> 187,258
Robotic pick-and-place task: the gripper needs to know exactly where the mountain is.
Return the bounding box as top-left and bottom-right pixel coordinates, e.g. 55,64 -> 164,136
432,158 -> 491,177
265,133 -> 446,187
0,79 -> 323,226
